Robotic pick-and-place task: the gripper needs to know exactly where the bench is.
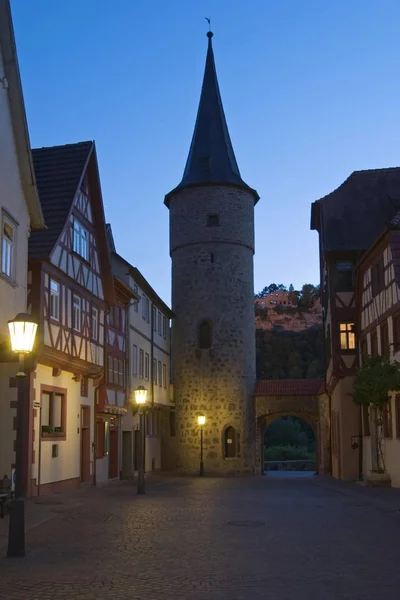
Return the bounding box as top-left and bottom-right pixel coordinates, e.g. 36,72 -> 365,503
0,475 -> 12,519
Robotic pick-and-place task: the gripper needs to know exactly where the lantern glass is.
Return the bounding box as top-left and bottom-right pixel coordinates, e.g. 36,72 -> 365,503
134,385 -> 148,405
8,313 -> 38,354
197,415 -> 206,426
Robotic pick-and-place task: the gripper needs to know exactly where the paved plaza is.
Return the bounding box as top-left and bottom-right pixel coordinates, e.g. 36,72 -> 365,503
1,474 -> 400,599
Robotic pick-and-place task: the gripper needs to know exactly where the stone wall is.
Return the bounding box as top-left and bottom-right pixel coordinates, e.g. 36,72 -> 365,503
169,185 -> 257,474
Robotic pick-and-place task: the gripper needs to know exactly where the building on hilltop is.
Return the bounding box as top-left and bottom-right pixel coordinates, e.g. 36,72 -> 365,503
165,31 -> 260,474
311,167 -> 400,484
0,0 -> 45,489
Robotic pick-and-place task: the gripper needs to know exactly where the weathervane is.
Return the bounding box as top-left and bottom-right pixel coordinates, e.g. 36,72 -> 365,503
205,17 -> 211,32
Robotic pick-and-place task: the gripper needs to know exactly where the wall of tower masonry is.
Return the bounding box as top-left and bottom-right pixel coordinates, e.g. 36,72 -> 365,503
169,186 -> 257,474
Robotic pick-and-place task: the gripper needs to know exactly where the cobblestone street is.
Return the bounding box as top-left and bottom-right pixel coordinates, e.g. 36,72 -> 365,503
1,475 -> 400,599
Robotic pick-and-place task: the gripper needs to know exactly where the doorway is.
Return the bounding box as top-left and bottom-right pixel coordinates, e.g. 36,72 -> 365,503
80,406 -> 91,483
109,428 -> 119,479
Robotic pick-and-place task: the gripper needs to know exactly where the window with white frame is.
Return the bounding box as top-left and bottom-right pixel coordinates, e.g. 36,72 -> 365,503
142,294 -> 150,322
162,363 -> 167,388
157,311 -> 162,335
132,345 -> 138,376
1,213 -> 16,279
162,316 -> 167,339
145,352 -> 149,380
139,349 -> 144,378
72,219 -> 89,261
92,307 -> 98,341
50,279 -> 60,321
133,284 -> 139,312
72,294 -> 81,331
153,358 -> 157,384
158,361 -> 162,387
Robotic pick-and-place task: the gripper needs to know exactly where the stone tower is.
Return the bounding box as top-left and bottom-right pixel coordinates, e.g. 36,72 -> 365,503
165,32 -> 259,474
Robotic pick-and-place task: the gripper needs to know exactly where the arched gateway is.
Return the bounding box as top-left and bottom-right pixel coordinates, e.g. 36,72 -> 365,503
255,379 -> 331,475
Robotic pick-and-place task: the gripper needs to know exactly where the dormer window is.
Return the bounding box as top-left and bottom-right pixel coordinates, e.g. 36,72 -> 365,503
72,219 -> 89,261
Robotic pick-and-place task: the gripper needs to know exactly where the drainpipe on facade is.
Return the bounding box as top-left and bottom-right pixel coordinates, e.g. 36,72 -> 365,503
93,381 -> 105,487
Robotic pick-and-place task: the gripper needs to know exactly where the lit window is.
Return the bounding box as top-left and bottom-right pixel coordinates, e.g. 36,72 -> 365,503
340,323 -> 355,350
41,390 -> 65,436
50,280 -> 60,321
72,219 -> 89,261
73,294 -> 81,331
92,307 -> 98,341
1,215 -> 16,278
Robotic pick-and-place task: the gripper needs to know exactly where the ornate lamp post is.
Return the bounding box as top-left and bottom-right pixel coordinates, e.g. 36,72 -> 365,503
197,415 -> 206,476
7,313 -> 38,558
134,385 -> 147,494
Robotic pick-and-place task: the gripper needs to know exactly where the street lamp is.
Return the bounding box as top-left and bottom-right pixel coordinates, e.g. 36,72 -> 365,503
7,313 -> 38,558
197,415 -> 206,476
134,385 -> 147,495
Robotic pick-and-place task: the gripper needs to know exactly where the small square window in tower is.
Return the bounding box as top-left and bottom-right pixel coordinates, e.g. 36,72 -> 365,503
207,214 -> 220,227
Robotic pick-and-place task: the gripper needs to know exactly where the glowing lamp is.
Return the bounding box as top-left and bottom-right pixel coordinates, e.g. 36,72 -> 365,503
8,313 -> 38,354
134,385 -> 148,405
197,415 -> 206,426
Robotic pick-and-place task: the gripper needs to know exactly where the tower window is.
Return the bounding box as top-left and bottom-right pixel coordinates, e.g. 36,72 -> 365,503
198,320 -> 212,349
224,426 -> 237,458
207,214 -> 220,227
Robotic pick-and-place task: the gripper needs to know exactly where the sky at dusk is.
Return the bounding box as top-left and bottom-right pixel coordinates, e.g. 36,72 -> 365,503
10,0 -> 400,305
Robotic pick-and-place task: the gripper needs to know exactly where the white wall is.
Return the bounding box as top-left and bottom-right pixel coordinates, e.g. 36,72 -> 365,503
0,49 -> 31,339
32,364 -> 94,488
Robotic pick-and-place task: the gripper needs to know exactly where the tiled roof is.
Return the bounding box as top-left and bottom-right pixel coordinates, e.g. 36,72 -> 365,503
29,141 -> 93,259
255,379 -> 324,397
311,167 -> 400,252
165,33 -> 258,205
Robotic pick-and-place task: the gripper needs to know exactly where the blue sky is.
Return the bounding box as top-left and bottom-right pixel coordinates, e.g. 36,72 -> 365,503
11,0 -> 400,304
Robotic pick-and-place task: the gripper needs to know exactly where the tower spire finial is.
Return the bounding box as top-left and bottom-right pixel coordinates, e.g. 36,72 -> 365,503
205,17 -> 212,37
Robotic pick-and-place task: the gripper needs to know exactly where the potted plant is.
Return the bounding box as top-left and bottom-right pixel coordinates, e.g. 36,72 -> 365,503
352,355 -> 400,487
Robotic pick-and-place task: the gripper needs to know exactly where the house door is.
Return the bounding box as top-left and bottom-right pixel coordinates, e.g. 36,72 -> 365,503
109,428 -> 119,479
80,406 -> 91,483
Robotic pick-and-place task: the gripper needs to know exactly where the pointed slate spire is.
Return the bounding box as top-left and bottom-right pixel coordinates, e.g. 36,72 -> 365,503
165,32 -> 258,205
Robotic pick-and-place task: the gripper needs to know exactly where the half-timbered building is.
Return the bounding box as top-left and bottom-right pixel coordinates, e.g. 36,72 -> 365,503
106,226 -> 175,477
311,167 -> 400,481
357,211 -> 400,486
96,229 -> 136,482
27,141 -> 116,495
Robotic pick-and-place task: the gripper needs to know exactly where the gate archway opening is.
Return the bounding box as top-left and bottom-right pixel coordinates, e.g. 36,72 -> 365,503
263,413 -> 317,475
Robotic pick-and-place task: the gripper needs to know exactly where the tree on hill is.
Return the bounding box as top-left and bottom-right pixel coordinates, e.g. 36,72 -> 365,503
255,283 -> 286,298
256,326 -> 324,380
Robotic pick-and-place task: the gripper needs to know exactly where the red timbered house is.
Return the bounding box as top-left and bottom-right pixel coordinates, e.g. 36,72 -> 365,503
27,141 -> 116,495
357,210 -> 400,486
96,256 -> 136,482
311,167 -> 400,481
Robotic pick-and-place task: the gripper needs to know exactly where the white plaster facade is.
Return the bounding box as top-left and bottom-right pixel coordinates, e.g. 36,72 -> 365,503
0,0 -> 44,481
